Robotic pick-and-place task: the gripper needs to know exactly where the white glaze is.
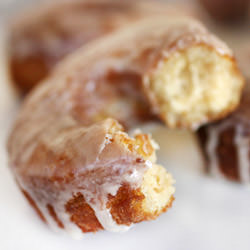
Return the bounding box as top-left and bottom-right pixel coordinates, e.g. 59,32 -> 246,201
234,125 -> 250,183
206,121 -> 250,183
9,16 -> 232,237
206,125 -> 224,179
13,123 -> 150,237
92,208 -> 131,233
206,121 -> 232,179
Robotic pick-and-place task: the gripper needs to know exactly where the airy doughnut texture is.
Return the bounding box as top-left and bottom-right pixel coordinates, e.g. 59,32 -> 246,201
9,0 -> 196,93
10,117 -> 175,234
7,17 -> 243,235
146,46 -> 242,128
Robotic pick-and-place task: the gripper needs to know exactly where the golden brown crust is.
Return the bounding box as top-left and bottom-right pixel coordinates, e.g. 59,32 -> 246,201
197,79 -> 250,183
65,185 -> 149,233
50,16 -> 242,130
7,16 -> 241,234
65,185 -> 174,233
108,186 -> 174,225
21,189 -> 47,223
9,0 -> 196,93
9,116 -> 171,234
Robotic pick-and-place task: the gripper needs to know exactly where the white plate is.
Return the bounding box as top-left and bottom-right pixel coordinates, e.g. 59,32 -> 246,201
1,27 -> 250,250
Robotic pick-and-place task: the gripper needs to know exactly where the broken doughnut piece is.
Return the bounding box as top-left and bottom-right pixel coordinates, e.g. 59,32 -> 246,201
7,16 -> 244,235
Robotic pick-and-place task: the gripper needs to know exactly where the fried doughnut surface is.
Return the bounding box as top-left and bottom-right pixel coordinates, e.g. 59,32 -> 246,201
8,17 -> 243,235
9,117 -> 175,234
198,81 -> 250,182
9,0 -> 195,93
197,46 -> 250,183
51,16 -> 243,129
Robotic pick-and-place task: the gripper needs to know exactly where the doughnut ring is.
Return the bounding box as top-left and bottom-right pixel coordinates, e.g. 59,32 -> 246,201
7,14 -> 244,236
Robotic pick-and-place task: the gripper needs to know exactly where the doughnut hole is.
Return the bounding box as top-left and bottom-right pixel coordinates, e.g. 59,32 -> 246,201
106,126 -> 175,225
111,126 -> 175,218
147,46 -> 244,129
65,161 -> 175,231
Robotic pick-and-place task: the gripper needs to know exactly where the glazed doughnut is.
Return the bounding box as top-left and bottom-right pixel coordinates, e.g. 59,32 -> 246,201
9,0 -> 197,94
11,118 -> 175,235
197,45 -> 250,183
41,17 -> 244,130
8,17 -> 244,236
198,80 -> 250,182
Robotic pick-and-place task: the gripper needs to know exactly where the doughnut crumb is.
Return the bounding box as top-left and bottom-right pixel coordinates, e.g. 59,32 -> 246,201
148,46 -> 244,129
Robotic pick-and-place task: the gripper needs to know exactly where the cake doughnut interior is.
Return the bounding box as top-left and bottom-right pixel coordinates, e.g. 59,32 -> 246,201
9,0 -> 244,128
9,0 -> 196,93
8,117 -> 175,235
53,17 -> 244,130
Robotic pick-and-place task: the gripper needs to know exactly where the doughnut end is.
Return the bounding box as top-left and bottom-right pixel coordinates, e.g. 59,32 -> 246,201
146,45 -> 244,130
63,133 -> 175,233
64,164 -> 175,233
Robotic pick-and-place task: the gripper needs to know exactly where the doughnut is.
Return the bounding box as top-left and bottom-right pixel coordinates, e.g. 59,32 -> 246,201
7,17 -> 244,236
198,80 -> 250,182
197,46 -> 250,183
9,0 -> 197,94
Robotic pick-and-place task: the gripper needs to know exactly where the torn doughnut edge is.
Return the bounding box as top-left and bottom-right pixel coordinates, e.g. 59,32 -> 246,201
145,44 -> 245,130
20,121 -> 175,235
